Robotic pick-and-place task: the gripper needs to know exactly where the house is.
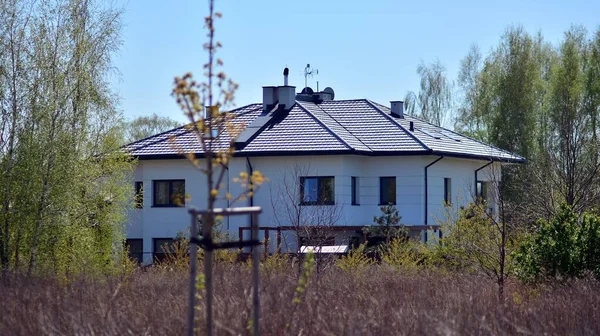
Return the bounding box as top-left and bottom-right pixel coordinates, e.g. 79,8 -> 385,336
123,69 -> 524,264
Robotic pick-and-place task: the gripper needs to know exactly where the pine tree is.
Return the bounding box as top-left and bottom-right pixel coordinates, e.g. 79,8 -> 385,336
365,204 -> 406,245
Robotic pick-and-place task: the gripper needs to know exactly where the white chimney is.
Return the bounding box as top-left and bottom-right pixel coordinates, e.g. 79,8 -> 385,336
283,67 -> 289,86
390,101 -> 404,118
262,86 -> 278,111
278,85 -> 296,110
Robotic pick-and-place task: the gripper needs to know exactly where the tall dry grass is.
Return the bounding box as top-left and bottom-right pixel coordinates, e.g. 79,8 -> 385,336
1,264 -> 599,335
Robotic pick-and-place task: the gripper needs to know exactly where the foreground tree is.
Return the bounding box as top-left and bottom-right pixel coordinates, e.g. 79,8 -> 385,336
0,0 -> 133,277
171,1 -> 265,334
437,166 -> 520,301
532,27 -> 600,217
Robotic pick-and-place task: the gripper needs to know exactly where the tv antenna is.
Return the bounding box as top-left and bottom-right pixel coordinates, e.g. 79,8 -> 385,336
304,63 -> 318,89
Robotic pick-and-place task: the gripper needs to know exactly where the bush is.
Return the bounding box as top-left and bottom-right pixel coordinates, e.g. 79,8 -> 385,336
335,243 -> 373,274
380,238 -> 430,271
514,204 -> 600,281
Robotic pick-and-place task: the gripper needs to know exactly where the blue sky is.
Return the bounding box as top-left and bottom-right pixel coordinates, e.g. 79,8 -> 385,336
112,0 -> 599,123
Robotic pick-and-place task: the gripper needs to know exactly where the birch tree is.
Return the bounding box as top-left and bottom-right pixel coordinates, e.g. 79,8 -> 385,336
404,60 -> 453,127
0,0 -> 133,277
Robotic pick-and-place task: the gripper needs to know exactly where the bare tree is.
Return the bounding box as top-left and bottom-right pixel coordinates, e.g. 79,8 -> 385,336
439,164 -> 520,301
269,163 -> 344,255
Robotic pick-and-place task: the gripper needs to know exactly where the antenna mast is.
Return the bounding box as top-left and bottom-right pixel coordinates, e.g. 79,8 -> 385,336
304,63 -> 318,89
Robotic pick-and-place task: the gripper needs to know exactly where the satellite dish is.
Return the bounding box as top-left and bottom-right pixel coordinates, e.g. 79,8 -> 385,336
324,87 -> 335,100
301,87 -> 314,94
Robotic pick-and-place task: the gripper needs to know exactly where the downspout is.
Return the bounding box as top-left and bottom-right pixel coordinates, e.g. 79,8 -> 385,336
474,160 -> 493,199
424,156 -> 444,226
226,166 -> 230,231
246,157 -> 254,219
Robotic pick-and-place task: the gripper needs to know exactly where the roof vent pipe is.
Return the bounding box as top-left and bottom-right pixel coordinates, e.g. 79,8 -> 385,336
283,67 -> 289,86
390,101 -> 404,118
409,121 -> 414,132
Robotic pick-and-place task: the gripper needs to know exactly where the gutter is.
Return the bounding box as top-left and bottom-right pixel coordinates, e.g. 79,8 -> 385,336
424,156 -> 444,226
475,160 -> 493,199
246,157 -> 254,228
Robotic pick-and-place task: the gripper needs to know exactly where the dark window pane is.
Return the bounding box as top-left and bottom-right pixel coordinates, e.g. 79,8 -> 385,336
154,238 -> 175,253
126,239 -> 143,263
300,177 -> 335,205
172,180 -> 185,206
380,177 -> 396,205
351,177 -> 359,205
476,181 -> 487,203
153,180 -> 185,207
302,177 -> 318,203
134,181 -> 143,208
444,178 -> 451,205
154,181 -> 170,205
319,177 -> 334,204
153,238 -> 176,262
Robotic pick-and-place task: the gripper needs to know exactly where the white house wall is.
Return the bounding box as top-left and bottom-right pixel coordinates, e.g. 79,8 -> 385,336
127,155 -> 500,261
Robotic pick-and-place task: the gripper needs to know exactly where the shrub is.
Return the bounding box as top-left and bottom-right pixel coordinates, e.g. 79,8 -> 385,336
380,238 -> 430,271
261,253 -> 290,275
515,204 -> 600,281
335,243 -> 373,273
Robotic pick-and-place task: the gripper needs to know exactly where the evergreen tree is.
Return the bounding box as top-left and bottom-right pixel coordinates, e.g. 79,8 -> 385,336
365,204 -> 406,245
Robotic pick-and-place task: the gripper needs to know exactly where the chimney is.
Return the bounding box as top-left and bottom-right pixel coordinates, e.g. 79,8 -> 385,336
278,85 -> 296,110
262,86 -> 278,112
390,101 -> 404,118
283,67 -> 289,86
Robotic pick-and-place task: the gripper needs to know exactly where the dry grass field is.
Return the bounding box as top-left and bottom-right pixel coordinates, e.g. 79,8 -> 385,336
1,262 -> 599,335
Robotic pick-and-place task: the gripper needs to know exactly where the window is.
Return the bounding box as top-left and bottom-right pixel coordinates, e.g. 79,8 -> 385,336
153,180 -> 185,207
125,239 -> 143,263
379,177 -> 396,205
134,181 -> 143,209
351,176 -> 359,205
300,177 -> 334,205
444,178 -> 452,205
153,238 -> 179,262
476,181 -> 488,204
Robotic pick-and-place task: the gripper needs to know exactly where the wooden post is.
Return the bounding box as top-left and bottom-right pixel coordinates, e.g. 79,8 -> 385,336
204,213 -> 214,336
187,207 -> 261,336
264,229 -> 270,257
187,213 -> 198,336
251,213 -> 260,335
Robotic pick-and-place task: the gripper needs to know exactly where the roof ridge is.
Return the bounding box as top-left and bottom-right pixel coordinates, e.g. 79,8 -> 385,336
295,102 -> 354,150
365,99 -> 431,152
301,101 -> 374,151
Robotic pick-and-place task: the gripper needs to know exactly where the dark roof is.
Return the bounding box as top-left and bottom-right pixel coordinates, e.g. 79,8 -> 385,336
123,99 -> 525,163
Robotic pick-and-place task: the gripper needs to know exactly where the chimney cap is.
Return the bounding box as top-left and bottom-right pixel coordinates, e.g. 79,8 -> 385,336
283,67 -> 289,76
